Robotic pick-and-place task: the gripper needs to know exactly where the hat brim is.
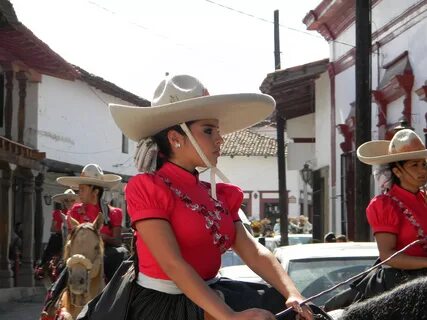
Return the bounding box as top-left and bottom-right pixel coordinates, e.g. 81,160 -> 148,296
109,93 -> 275,141
357,140 -> 427,165
56,175 -> 121,189
51,193 -> 80,203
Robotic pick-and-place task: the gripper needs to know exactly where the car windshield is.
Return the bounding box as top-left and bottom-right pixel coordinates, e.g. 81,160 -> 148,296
288,235 -> 312,245
287,257 -> 376,305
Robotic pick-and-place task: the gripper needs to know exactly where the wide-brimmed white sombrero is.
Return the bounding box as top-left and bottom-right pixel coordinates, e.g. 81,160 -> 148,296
57,164 -> 122,189
109,74 -> 275,142
357,129 -> 427,165
51,189 -> 79,203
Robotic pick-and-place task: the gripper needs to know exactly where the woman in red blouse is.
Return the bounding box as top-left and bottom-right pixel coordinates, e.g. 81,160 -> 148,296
35,189 -> 79,280
356,128 -> 427,297
110,75 -> 313,320
57,164 -> 128,281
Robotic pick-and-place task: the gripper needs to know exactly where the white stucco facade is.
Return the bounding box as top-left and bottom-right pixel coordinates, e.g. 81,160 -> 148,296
321,0 -> 427,236
200,156 -> 301,220
35,75 -> 138,176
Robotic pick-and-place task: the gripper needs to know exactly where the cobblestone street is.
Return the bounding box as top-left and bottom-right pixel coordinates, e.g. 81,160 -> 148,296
0,291 -> 45,320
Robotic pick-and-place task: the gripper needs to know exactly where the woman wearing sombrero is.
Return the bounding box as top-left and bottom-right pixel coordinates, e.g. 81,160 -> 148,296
35,189 -> 79,281
352,129 -> 427,301
110,75 -> 313,320
57,164 -> 129,281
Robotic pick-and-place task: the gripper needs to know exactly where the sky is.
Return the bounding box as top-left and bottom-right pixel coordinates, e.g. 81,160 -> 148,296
10,0 -> 329,101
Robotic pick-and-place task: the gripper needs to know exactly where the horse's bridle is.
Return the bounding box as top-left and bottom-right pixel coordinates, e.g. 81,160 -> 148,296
64,223 -> 103,307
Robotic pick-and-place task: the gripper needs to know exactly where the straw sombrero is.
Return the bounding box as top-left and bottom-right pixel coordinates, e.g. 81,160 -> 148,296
357,129 -> 427,165
51,189 -> 79,203
57,164 -> 122,189
109,74 -> 275,142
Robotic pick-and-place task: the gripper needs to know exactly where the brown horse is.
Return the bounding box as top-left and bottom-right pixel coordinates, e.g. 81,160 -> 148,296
52,214 -> 105,320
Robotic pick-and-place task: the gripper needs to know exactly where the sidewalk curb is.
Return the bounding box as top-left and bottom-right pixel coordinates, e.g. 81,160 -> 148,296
0,287 -> 46,303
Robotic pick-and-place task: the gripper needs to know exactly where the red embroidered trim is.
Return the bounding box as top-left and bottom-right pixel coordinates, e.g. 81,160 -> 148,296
386,194 -> 427,251
158,175 -> 230,253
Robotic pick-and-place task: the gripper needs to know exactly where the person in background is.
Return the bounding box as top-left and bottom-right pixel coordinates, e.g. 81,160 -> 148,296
57,164 -> 128,281
336,234 -> 348,242
298,215 -> 312,234
354,129 -> 427,298
110,74 -> 313,320
35,189 -> 79,280
324,232 -> 336,243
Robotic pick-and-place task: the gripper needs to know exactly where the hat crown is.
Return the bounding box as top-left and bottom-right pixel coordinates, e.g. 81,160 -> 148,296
389,129 -> 425,154
151,75 -> 209,107
63,189 -> 76,195
80,164 -> 104,179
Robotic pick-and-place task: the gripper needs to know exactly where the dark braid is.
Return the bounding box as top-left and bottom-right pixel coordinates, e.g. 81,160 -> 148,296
152,121 -> 195,170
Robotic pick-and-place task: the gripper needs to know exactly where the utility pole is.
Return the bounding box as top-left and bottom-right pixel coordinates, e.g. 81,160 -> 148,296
354,0 -> 372,241
274,10 -> 289,246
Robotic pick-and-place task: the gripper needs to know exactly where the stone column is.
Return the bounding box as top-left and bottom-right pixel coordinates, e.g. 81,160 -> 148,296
0,162 -> 13,288
34,173 -> 44,263
16,167 -> 35,287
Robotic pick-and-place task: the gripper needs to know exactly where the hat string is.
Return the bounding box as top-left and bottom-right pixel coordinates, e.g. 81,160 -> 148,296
180,123 -> 229,200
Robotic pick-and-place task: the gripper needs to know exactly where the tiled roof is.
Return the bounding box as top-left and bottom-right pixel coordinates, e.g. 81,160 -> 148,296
75,66 -> 150,107
221,129 -> 277,157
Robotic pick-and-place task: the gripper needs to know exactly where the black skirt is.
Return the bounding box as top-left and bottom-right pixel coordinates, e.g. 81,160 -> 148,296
128,278 -> 286,320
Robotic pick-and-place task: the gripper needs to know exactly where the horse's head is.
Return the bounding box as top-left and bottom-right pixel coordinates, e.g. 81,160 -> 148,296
64,214 -> 104,298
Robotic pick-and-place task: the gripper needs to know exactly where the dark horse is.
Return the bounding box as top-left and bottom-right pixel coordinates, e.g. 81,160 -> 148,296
339,276 -> 427,320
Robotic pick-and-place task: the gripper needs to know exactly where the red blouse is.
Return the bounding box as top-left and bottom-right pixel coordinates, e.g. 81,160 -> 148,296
125,162 -> 243,280
366,184 -> 427,257
52,209 -> 67,233
68,203 -> 123,237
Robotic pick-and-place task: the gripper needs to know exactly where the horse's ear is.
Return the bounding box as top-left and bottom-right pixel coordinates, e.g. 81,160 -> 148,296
68,216 -> 80,229
93,213 -> 104,232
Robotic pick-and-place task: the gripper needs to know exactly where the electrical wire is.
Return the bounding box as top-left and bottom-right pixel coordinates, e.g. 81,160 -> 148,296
203,0 -> 356,49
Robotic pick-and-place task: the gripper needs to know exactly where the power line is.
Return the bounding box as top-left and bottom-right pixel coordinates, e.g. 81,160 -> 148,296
203,0 -> 356,49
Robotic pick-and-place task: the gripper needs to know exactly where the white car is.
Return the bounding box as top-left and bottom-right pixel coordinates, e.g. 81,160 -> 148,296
259,233 -> 313,252
219,242 -> 378,306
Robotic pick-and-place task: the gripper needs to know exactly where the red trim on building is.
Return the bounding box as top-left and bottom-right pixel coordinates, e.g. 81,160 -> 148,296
372,51 -> 414,139
317,1 -> 427,76
416,82 -> 427,102
304,0 -> 381,40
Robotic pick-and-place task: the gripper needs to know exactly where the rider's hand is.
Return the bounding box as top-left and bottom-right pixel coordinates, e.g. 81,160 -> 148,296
230,308 -> 276,320
285,295 -> 313,320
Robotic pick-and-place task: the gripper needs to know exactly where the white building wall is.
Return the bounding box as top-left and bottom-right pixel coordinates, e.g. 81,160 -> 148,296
315,72 -> 331,169
327,0 -> 427,233
36,75 -> 138,176
200,156 -> 301,219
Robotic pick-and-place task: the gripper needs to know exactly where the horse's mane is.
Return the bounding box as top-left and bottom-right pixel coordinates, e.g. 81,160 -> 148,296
63,222 -> 104,261
341,276 -> 427,320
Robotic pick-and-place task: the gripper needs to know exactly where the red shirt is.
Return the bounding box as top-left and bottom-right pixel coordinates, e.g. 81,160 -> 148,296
52,209 -> 67,233
367,184 -> 427,257
125,162 -> 243,280
68,203 -> 123,237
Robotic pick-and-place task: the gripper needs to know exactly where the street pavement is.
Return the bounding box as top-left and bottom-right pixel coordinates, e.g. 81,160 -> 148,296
0,291 -> 45,320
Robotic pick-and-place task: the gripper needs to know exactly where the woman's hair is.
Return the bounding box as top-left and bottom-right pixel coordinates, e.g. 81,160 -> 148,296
152,121 -> 195,169
91,185 -> 104,203
54,202 -> 63,210
389,160 -> 407,186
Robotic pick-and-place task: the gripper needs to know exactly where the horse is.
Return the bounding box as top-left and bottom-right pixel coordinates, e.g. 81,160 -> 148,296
41,213 -> 105,320
336,276 -> 427,320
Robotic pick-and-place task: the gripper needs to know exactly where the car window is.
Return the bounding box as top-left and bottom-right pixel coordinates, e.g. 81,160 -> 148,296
287,257 -> 376,305
288,235 -> 312,245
